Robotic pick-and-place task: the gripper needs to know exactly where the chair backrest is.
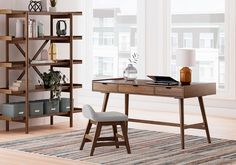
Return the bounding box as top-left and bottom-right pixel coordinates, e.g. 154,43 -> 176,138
82,104 -> 96,120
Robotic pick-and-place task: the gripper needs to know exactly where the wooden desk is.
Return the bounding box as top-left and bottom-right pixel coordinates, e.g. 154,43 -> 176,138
92,78 -> 216,149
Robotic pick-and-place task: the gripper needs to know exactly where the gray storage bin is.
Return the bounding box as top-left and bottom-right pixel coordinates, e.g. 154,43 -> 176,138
1,102 -> 25,118
43,99 -> 59,114
29,101 -> 44,117
59,98 -> 73,112
1,101 -> 44,118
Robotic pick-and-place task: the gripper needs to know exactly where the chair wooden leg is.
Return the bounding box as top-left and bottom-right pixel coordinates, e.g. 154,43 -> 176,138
90,123 -> 102,156
112,124 -> 119,148
80,120 -> 92,150
121,121 -> 131,154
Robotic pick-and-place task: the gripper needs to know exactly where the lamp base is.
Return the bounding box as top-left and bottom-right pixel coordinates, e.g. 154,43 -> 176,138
180,67 -> 192,85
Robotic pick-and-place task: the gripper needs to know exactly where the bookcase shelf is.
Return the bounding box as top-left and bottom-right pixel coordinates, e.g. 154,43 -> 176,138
0,9 -> 83,134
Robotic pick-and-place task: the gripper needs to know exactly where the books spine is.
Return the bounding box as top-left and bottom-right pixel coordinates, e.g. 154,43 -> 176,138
28,19 -> 33,38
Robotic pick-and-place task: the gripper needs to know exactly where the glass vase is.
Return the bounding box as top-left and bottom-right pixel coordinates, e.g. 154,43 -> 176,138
123,64 -> 137,81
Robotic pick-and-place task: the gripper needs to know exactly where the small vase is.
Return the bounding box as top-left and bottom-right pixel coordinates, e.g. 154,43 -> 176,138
49,7 -> 57,12
123,64 -> 137,81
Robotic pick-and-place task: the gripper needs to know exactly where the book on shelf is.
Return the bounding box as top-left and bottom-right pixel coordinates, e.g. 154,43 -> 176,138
31,60 -> 55,64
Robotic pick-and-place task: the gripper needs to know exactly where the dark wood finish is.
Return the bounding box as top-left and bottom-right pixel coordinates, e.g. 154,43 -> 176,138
5,14 -> 10,132
69,14 -> 74,128
80,120 -> 93,150
198,96 -> 211,143
179,98 -> 184,149
121,121 -> 131,154
90,123 -> 102,156
92,78 -> 216,149
101,93 -> 110,112
112,125 -> 119,148
128,118 -> 181,127
80,120 -> 131,156
93,79 -> 216,98
0,84 -> 82,95
25,12 -> 29,134
0,10 -> 83,133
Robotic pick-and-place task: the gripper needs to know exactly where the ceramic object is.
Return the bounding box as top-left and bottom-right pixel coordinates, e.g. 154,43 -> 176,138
41,0 -> 48,11
15,19 -> 24,38
49,7 -> 57,12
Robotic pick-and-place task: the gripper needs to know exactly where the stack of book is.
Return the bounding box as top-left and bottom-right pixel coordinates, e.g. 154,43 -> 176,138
28,19 -> 44,38
9,80 -> 35,91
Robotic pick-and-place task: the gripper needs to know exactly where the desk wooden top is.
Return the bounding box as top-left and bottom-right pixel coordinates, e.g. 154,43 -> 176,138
92,78 -> 216,98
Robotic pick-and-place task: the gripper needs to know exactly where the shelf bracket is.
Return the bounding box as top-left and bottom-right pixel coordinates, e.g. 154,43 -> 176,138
17,70 -> 25,80
32,66 -> 43,79
31,40 -> 49,61
15,44 -> 26,57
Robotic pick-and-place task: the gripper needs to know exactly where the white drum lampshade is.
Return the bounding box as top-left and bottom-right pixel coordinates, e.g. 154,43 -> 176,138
175,49 -> 196,85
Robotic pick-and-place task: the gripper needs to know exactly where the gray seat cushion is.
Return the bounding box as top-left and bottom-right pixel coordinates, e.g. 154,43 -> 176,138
83,104 -> 128,122
94,112 -> 128,122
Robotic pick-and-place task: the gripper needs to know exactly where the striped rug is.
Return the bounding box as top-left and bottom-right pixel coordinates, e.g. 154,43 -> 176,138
0,128 -> 236,165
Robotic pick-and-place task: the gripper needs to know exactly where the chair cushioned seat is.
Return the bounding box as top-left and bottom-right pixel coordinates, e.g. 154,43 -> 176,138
93,111 -> 128,122
82,104 -> 128,122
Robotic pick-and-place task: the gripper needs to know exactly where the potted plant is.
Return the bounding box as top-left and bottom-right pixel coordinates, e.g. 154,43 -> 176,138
49,0 -> 57,12
39,69 -> 67,99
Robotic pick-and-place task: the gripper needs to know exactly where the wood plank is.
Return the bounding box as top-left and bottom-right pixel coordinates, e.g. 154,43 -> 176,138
184,123 -> 205,129
128,118 -> 181,127
0,61 -> 25,68
28,11 -> 83,16
29,36 -> 82,42
0,84 -> 82,95
0,9 -> 12,14
0,36 -> 12,41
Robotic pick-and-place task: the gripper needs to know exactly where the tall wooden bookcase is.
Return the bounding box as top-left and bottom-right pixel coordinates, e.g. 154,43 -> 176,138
0,10 -> 83,134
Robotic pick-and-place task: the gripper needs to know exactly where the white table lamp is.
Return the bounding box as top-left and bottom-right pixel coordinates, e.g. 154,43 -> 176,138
176,49 -> 196,85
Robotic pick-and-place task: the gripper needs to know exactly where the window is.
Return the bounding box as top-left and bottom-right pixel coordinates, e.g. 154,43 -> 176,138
170,0 -> 226,90
92,0 -> 138,79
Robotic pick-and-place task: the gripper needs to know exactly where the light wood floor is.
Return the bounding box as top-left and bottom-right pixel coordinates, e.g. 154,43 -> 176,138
0,111 -> 236,165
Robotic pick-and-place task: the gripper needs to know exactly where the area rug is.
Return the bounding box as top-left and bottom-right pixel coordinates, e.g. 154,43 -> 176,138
0,128 -> 236,165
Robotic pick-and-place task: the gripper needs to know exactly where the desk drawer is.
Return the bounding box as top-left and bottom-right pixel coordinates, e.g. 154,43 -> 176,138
119,84 -> 154,95
93,82 -> 118,93
155,86 -> 183,97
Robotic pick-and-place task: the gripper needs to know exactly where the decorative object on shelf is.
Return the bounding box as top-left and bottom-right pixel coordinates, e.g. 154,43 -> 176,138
15,19 -> 24,38
176,49 -> 196,85
56,20 -> 67,36
28,19 -> 38,38
41,0 -> 48,12
49,0 -> 57,12
28,0 -> 42,12
48,43 -> 57,60
123,53 -> 138,81
9,80 -> 35,91
40,69 -> 67,99
38,21 -> 44,37
41,49 -> 49,60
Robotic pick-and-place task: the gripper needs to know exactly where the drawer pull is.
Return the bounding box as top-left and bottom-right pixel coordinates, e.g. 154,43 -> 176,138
133,85 -> 138,87
18,112 -> 24,115
51,108 -> 56,111
102,83 -> 107,85
34,110 -> 40,113
165,87 -> 172,89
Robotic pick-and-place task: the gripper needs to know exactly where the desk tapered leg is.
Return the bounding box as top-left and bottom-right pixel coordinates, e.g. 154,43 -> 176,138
125,94 -> 129,128
102,93 -> 110,112
179,98 -> 185,149
198,96 -> 211,143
